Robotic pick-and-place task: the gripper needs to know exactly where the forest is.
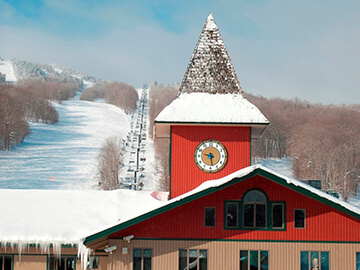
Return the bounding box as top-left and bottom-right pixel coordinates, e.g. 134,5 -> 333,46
80,82 -> 138,114
0,78 -> 81,151
149,83 -> 360,200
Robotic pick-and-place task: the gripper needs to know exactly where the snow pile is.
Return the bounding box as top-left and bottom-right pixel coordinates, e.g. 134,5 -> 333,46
155,93 -> 269,124
0,59 -> 17,82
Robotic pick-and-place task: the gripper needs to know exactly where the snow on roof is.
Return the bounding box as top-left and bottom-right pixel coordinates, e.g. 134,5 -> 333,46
0,189 -> 165,246
155,92 -> 268,124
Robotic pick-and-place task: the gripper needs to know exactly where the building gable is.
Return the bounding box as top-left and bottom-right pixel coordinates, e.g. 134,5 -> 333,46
84,166 -> 360,247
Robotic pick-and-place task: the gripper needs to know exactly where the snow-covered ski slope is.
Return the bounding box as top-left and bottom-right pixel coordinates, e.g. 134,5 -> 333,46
0,82 -> 131,189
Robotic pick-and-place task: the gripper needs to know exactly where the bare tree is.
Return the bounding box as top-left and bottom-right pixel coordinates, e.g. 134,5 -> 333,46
97,137 -> 124,190
148,82 -> 178,191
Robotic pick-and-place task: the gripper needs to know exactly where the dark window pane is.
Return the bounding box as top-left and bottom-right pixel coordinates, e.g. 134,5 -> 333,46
205,207 -> 216,227
244,190 -> 266,202
301,252 -> 309,270
256,204 -> 266,228
240,250 -> 248,270
67,257 -> 75,270
0,257 -> 2,270
311,251 -> 319,270
144,257 -> 151,270
199,250 -> 207,270
226,203 -> 238,227
58,257 -> 65,270
49,256 -> 56,270
357,252 -> 360,270
133,249 -> 142,270
4,256 -> 12,270
88,256 -> 99,269
244,204 -> 255,227
272,204 -> 283,228
179,250 -> 187,270
189,250 -> 197,269
295,209 -> 305,228
250,250 -> 258,270
260,251 -> 268,270
321,252 -> 329,270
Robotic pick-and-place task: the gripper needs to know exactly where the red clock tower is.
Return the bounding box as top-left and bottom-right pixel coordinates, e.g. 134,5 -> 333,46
154,14 -> 269,199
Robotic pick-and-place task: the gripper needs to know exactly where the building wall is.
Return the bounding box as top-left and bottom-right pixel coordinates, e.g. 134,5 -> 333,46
0,246 -> 104,270
111,175 -> 360,242
107,238 -> 360,270
170,125 -> 251,198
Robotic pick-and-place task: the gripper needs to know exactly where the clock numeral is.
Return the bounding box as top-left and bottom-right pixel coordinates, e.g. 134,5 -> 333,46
209,142 -> 213,146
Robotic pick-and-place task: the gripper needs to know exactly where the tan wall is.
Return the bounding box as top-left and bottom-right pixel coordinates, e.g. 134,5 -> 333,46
14,255 -> 47,270
0,247 -> 98,270
108,239 -> 360,270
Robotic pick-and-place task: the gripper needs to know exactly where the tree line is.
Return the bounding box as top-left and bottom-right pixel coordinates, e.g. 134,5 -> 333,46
0,78 -> 81,150
248,94 -> 360,200
148,85 -> 360,200
80,82 -> 138,114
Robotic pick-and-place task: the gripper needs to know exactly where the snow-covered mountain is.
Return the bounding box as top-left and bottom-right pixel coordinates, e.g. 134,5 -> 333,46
0,57 -> 104,83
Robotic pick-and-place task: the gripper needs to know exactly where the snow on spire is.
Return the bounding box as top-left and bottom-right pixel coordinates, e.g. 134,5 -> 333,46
179,13 -> 244,96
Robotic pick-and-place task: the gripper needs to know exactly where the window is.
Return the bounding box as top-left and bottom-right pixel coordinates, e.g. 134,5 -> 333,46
243,190 -> 266,228
295,209 -> 306,228
87,256 -> 99,269
240,250 -> 268,270
356,252 -> 360,270
272,203 -> 284,228
49,256 -> 75,270
179,249 -> 207,270
225,190 -> 285,230
301,251 -> 329,270
226,202 -> 238,228
0,255 -> 12,270
133,249 -> 152,270
204,207 -> 216,227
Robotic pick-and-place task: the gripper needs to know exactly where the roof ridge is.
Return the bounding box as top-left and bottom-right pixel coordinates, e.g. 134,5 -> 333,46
178,13 -> 244,96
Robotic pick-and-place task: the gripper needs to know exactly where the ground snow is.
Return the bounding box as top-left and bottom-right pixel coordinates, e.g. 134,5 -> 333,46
0,59 -> 17,81
0,83 -> 131,189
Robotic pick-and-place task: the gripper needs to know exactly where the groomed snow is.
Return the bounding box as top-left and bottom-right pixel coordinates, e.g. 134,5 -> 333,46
0,82 -> 131,189
155,93 -> 269,124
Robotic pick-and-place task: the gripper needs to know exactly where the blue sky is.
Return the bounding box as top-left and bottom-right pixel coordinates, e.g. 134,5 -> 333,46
1,0 -> 360,104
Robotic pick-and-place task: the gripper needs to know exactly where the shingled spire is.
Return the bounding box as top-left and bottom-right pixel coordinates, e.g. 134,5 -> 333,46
179,13 -> 244,96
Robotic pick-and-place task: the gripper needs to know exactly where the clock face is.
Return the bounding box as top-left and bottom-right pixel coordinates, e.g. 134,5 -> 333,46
194,139 -> 228,173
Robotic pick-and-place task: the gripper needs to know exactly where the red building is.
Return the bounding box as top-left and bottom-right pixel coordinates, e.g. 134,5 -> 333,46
84,13 -> 360,270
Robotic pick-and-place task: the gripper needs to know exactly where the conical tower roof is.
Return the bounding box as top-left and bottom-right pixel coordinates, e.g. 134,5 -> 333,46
154,14 -> 269,138
179,13 -> 244,96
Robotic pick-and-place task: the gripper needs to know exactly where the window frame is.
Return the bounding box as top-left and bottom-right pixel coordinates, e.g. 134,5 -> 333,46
225,201 -> 239,228
133,248 -> 152,270
0,254 -> 13,270
294,209 -> 306,229
224,189 -> 286,231
87,256 -> 99,269
179,249 -> 207,270
271,202 -> 285,229
240,250 -> 269,270
300,251 -> 329,270
48,255 -> 76,270
204,207 -> 216,227
356,252 -> 360,270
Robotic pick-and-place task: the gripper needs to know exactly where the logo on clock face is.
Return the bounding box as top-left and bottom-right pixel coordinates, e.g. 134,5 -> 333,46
194,139 -> 228,173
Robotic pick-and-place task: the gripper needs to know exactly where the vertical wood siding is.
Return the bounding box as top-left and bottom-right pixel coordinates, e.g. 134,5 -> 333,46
108,239 -> 360,270
14,255 -> 47,270
110,175 -> 360,242
170,125 -> 251,198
